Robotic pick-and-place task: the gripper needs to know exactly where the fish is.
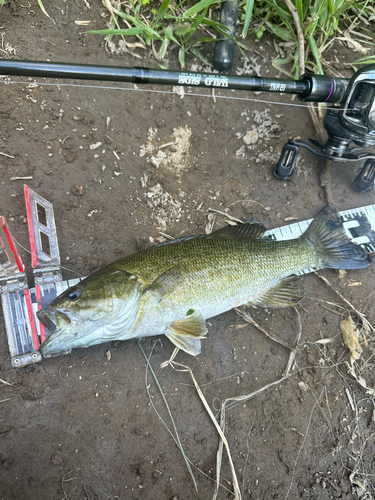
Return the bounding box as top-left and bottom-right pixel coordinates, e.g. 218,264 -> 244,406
37,204 -> 371,358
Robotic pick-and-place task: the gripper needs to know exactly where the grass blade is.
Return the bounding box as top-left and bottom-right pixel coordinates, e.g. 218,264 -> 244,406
242,0 -> 255,38
87,28 -> 142,36
184,0 -> 221,18
178,47 -> 185,68
158,35 -> 170,59
162,25 -> 180,46
189,47 -> 210,65
308,35 -> 324,74
295,0 -> 304,24
266,21 -> 295,42
37,0 -> 55,23
154,0 -> 172,22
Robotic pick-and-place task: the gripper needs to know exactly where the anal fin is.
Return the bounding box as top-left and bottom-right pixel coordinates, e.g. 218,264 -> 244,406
249,275 -> 304,308
166,311 -> 207,356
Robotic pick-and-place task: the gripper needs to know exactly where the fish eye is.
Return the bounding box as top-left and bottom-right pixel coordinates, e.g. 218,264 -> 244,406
67,289 -> 82,301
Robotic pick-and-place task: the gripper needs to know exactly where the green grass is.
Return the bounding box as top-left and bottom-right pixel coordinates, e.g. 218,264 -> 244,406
247,0 -> 375,77
88,1 -> 239,68
90,0 -> 374,76
4,0 -> 374,75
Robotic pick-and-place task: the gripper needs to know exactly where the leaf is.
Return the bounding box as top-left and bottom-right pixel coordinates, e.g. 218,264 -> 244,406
271,60 -> 293,78
295,0 -> 304,24
87,28 -> 142,36
202,19 -> 235,40
351,55 -> 375,64
266,21 -> 295,42
271,2 -> 293,24
184,0 -> 220,18
292,45 -> 300,79
191,9 -> 208,27
272,57 -> 294,66
175,26 -> 196,37
154,0 -> 172,22
304,13 -> 320,38
162,26 -> 180,46
186,37 -> 218,47
189,47 -> 210,65
178,47 -> 185,68
158,36 -> 170,60
308,36 -> 324,75
242,0 -> 255,38
356,26 -> 375,41
302,0 -> 310,20
37,0 -> 55,23
113,10 -> 162,40
340,315 -> 362,361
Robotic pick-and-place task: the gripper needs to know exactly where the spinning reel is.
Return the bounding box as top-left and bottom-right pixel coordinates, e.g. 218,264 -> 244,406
274,65 -> 375,192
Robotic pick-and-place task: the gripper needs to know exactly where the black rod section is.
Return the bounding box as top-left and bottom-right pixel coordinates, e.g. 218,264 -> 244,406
0,59 -> 349,103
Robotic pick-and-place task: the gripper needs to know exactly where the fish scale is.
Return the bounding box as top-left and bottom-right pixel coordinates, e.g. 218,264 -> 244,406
126,237 -> 314,335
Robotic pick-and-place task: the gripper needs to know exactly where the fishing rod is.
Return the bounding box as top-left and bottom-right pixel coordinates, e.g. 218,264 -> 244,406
1,59 -> 375,191
0,59 -> 347,100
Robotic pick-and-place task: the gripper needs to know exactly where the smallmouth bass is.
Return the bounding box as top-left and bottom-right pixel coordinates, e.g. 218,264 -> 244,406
38,205 -> 371,357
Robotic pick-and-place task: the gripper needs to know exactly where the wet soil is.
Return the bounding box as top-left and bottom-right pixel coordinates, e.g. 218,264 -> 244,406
0,3 -> 375,500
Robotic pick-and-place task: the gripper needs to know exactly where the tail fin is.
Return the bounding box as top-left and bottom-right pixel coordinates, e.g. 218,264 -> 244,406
303,204 -> 371,270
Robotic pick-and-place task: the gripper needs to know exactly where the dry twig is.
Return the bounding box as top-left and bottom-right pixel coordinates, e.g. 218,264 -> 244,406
235,307 -> 296,352
315,272 -> 374,335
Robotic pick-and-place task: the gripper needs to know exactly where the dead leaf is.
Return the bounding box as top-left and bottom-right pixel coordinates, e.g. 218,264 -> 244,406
340,315 -> 362,360
72,185 -> 84,196
346,280 -> 362,287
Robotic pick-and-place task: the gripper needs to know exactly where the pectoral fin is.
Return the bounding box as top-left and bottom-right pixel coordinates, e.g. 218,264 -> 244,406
144,266 -> 184,302
249,276 -> 304,308
166,311 -> 207,356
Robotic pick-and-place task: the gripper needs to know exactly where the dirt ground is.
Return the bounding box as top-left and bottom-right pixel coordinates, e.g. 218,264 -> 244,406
0,2 -> 375,500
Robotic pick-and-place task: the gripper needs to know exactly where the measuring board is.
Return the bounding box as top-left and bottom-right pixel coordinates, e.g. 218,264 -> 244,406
1,187 -> 375,367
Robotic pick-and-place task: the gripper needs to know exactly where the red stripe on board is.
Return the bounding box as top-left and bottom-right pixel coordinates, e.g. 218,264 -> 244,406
24,184 -> 37,268
34,285 -> 45,343
24,289 -> 40,350
1,223 -> 24,272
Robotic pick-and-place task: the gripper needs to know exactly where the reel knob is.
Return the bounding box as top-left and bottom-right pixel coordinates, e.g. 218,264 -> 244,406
273,141 -> 300,180
353,159 -> 375,192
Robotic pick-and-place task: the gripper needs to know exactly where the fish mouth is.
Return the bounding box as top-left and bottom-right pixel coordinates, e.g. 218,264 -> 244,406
37,309 -> 72,357
36,309 -> 58,333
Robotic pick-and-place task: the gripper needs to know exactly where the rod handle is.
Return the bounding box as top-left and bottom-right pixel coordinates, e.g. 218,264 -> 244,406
213,0 -> 239,72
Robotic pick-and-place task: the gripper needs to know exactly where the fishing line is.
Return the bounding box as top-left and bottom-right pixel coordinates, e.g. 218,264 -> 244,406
0,77 -> 350,112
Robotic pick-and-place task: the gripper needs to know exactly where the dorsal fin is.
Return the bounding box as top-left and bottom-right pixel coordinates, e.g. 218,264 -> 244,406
152,220 -> 267,250
152,234 -> 205,249
209,221 -> 266,240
